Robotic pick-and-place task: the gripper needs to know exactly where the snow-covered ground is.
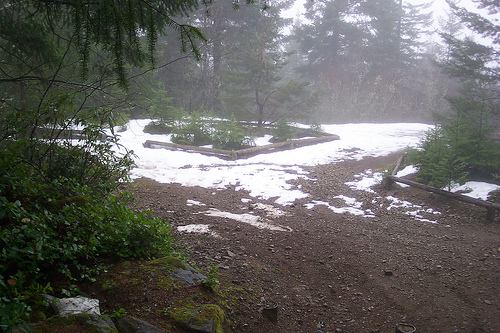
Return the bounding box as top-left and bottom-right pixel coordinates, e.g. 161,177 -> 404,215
116,119 -> 499,227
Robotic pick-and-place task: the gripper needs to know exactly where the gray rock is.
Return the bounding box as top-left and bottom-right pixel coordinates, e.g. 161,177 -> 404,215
115,316 -> 165,333
45,295 -> 100,316
170,264 -> 207,286
185,317 -> 215,333
83,314 -> 117,332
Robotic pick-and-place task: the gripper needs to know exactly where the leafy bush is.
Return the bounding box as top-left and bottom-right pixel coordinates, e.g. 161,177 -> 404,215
212,117 -> 255,150
144,121 -> 174,134
0,95 -> 176,331
271,118 -> 297,142
172,113 -> 213,146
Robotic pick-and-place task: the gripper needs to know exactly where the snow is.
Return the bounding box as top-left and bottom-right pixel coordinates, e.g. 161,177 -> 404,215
197,208 -> 292,232
450,181 -> 499,200
186,200 -> 205,206
116,119 -> 498,227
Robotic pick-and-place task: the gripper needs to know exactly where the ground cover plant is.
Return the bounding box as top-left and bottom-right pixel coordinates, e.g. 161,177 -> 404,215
0,100 -> 176,332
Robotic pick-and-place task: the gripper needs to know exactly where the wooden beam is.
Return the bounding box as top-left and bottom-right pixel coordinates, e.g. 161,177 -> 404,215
387,175 -> 500,222
143,134 -> 340,160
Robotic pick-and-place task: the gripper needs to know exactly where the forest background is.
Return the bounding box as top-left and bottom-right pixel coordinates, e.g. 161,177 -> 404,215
0,0 -> 499,331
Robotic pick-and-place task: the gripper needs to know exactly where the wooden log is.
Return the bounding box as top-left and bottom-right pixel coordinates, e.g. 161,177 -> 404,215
387,175 -> 500,222
384,155 -> 405,190
143,140 -> 235,158
391,155 -> 405,176
144,134 -> 340,160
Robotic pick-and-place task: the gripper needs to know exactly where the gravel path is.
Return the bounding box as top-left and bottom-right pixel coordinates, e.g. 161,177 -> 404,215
127,154 -> 500,333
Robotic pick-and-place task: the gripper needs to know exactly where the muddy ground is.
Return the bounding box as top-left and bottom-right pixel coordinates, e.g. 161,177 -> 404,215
89,153 -> 499,333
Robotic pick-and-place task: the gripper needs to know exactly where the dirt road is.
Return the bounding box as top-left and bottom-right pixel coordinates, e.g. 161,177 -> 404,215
124,154 -> 499,332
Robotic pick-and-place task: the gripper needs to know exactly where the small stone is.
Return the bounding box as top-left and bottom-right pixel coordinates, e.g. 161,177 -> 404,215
484,299 -> 492,305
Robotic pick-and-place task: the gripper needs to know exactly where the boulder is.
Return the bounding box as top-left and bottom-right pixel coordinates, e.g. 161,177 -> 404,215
115,316 -> 166,333
45,295 -> 100,316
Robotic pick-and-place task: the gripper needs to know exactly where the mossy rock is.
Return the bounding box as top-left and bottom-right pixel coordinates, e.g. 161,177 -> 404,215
171,304 -> 225,333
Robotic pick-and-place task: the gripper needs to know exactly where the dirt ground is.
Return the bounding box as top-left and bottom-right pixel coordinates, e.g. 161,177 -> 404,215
91,153 -> 499,333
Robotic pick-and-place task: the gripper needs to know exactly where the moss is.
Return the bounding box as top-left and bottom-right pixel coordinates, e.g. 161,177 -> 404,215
156,274 -> 176,291
142,256 -> 188,271
199,304 -> 225,333
101,281 -> 118,293
127,277 -> 141,286
170,304 -> 225,333
170,307 -> 195,323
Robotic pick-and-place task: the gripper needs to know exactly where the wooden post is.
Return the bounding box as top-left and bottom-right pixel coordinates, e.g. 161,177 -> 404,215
384,155 -> 405,190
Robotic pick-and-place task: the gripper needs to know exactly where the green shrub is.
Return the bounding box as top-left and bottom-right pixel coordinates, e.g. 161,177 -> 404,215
407,83 -> 500,189
144,121 -> 174,134
0,95 -> 176,331
0,152 -> 174,330
172,113 -> 213,146
271,118 -> 297,142
212,117 -> 255,150
406,127 -> 469,190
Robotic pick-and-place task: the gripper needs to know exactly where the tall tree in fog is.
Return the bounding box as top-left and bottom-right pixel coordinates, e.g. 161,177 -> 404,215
150,0 -> 297,114
220,1 -> 313,126
357,0 -> 432,71
293,0 -> 368,121
440,0 -> 499,84
436,0 -> 500,174
294,0 -> 363,76
409,1 -> 500,187
293,0 -> 433,122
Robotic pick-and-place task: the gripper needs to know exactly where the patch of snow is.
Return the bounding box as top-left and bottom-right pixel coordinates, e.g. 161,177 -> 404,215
384,196 -> 439,223
346,170 -> 383,193
450,181 -> 500,200
119,120 -> 432,206
177,224 -> 220,238
251,203 -> 288,218
396,165 -> 418,177
254,135 -> 274,146
304,200 -> 371,217
186,200 -> 205,206
199,208 -> 292,232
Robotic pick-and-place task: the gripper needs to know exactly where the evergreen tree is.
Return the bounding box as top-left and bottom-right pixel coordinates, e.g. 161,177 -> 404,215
0,0 -> 212,145
410,0 -> 500,188
291,0 -> 434,122
220,0 -> 313,126
294,0 -> 363,75
440,0 -> 499,84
